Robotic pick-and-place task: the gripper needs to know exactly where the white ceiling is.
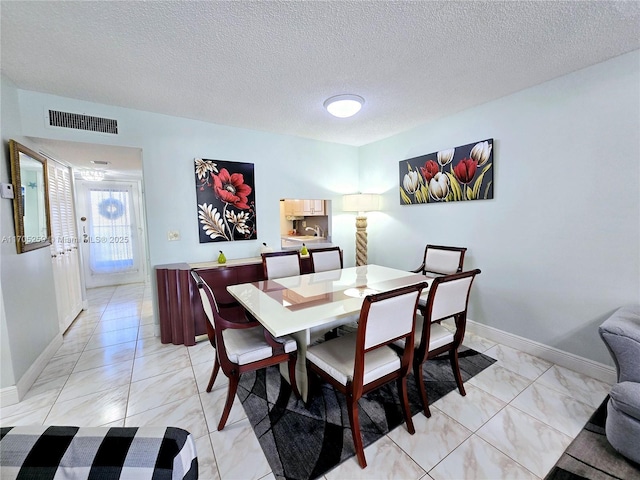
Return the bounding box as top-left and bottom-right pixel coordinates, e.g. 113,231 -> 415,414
2,1 -> 639,170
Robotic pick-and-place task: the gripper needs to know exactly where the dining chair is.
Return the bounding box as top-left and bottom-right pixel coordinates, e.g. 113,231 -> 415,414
191,270 -> 299,430
396,269 -> 481,417
309,246 -> 343,272
411,244 -> 467,317
262,250 -> 302,280
306,282 -> 427,468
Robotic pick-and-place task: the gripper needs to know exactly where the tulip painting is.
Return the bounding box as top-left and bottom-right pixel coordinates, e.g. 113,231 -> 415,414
399,138 -> 493,204
195,158 -> 257,242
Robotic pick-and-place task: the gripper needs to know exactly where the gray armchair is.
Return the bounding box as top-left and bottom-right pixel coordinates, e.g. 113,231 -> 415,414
598,304 -> 640,464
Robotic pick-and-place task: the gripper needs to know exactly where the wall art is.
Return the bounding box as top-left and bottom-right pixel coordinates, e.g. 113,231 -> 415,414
399,138 -> 493,204
194,158 -> 257,242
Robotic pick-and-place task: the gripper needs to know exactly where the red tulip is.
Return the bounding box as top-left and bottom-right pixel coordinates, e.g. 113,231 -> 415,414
420,160 -> 439,183
453,158 -> 477,184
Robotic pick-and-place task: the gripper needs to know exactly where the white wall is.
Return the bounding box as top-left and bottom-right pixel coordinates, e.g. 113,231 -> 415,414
359,51 -> 640,366
1,76 -> 59,389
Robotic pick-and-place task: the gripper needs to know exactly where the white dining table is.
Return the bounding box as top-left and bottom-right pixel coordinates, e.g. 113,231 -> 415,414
227,264 -> 431,400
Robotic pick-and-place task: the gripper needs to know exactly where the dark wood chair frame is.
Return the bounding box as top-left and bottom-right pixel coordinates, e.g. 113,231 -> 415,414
191,270 -> 299,430
308,246 -> 343,272
306,282 -> 427,468
261,250 -> 302,279
412,269 -> 481,417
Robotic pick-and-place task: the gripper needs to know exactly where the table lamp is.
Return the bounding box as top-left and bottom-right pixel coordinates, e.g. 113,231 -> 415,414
343,193 -> 381,266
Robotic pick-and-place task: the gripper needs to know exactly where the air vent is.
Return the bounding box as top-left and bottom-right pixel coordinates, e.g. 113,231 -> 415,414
48,110 -> 118,134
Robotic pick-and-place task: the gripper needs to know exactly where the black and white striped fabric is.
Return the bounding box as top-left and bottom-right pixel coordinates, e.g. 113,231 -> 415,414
0,425 -> 198,480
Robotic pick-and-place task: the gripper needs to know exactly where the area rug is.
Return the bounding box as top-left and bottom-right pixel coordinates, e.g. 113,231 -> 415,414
545,396 -> 640,480
237,346 -> 495,480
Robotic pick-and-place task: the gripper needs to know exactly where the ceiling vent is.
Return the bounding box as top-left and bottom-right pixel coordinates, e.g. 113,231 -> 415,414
48,110 -> 118,134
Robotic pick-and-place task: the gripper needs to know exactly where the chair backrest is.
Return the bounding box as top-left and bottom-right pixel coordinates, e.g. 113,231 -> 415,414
423,244 -> 467,275
351,283 -> 426,388
415,269 -> 480,362
191,270 -> 219,341
425,269 -> 480,323
359,283 -> 426,350
262,251 -> 302,279
309,246 -> 343,273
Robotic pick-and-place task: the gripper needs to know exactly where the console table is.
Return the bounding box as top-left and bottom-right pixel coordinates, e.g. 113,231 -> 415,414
155,256 -> 312,345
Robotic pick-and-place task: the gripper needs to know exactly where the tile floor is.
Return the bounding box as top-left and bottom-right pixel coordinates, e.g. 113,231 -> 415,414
0,283 -> 613,480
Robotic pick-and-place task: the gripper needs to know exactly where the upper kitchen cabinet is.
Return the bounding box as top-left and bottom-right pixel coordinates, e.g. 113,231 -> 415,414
283,199 -> 302,216
283,199 -> 325,216
302,199 -> 325,216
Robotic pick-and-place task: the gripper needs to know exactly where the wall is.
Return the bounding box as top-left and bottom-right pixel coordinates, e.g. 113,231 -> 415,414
1,75 -> 59,389
359,51 -> 640,366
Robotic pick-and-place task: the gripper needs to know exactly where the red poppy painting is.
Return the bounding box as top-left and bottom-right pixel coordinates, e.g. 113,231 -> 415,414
399,138 -> 494,204
195,158 -> 257,242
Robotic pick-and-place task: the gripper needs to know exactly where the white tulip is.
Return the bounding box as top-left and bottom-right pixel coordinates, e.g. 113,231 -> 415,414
437,148 -> 455,167
403,170 -> 420,194
470,141 -> 492,166
429,172 -> 449,200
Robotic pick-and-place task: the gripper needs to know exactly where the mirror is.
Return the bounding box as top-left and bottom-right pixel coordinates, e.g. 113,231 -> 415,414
9,140 -> 52,253
279,198 -> 331,249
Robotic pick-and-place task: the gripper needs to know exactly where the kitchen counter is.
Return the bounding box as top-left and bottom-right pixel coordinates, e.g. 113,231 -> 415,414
281,235 -> 332,249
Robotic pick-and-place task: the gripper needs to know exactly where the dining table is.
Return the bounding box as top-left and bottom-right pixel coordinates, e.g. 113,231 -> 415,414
226,264 -> 432,400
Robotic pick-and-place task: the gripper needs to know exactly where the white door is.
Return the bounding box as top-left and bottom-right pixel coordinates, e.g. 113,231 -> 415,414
77,180 -> 145,288
47,159 -> 83,333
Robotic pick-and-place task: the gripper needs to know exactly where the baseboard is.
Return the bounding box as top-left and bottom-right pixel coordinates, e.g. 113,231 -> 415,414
467,319 -> 617,385
2,334 -> 63,407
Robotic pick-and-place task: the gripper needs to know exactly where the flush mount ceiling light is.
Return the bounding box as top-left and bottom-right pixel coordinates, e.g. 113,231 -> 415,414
323,94 -> 365,118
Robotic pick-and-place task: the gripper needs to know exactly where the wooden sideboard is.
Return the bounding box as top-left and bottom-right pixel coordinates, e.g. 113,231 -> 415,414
156,256 -> 312,345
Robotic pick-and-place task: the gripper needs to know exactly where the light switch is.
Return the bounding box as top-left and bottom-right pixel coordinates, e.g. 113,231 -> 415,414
1,183 -> 14,199
167,230 -> 180,241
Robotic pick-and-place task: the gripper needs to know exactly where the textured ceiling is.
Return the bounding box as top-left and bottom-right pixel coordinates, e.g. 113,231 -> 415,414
2,1 -> 639,152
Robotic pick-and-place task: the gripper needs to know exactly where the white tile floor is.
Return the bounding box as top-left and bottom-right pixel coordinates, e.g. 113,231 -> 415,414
0,283 -> 613,480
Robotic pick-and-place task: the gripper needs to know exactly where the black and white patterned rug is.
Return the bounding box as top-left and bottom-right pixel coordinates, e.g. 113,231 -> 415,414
237,346 -> 496,480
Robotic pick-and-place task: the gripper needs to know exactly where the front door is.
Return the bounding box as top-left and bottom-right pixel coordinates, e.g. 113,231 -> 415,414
77,180 -> 145,287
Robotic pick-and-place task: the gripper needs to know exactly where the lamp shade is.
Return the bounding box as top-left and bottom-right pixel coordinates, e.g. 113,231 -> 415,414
343,194 -> 380,213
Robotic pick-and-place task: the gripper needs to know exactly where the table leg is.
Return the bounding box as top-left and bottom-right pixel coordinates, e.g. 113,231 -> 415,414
279,329 -> 311,401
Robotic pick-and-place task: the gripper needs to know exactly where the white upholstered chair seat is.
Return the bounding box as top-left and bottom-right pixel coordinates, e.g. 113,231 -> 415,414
223,328 -> 296,365
306,333 -> 401,386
